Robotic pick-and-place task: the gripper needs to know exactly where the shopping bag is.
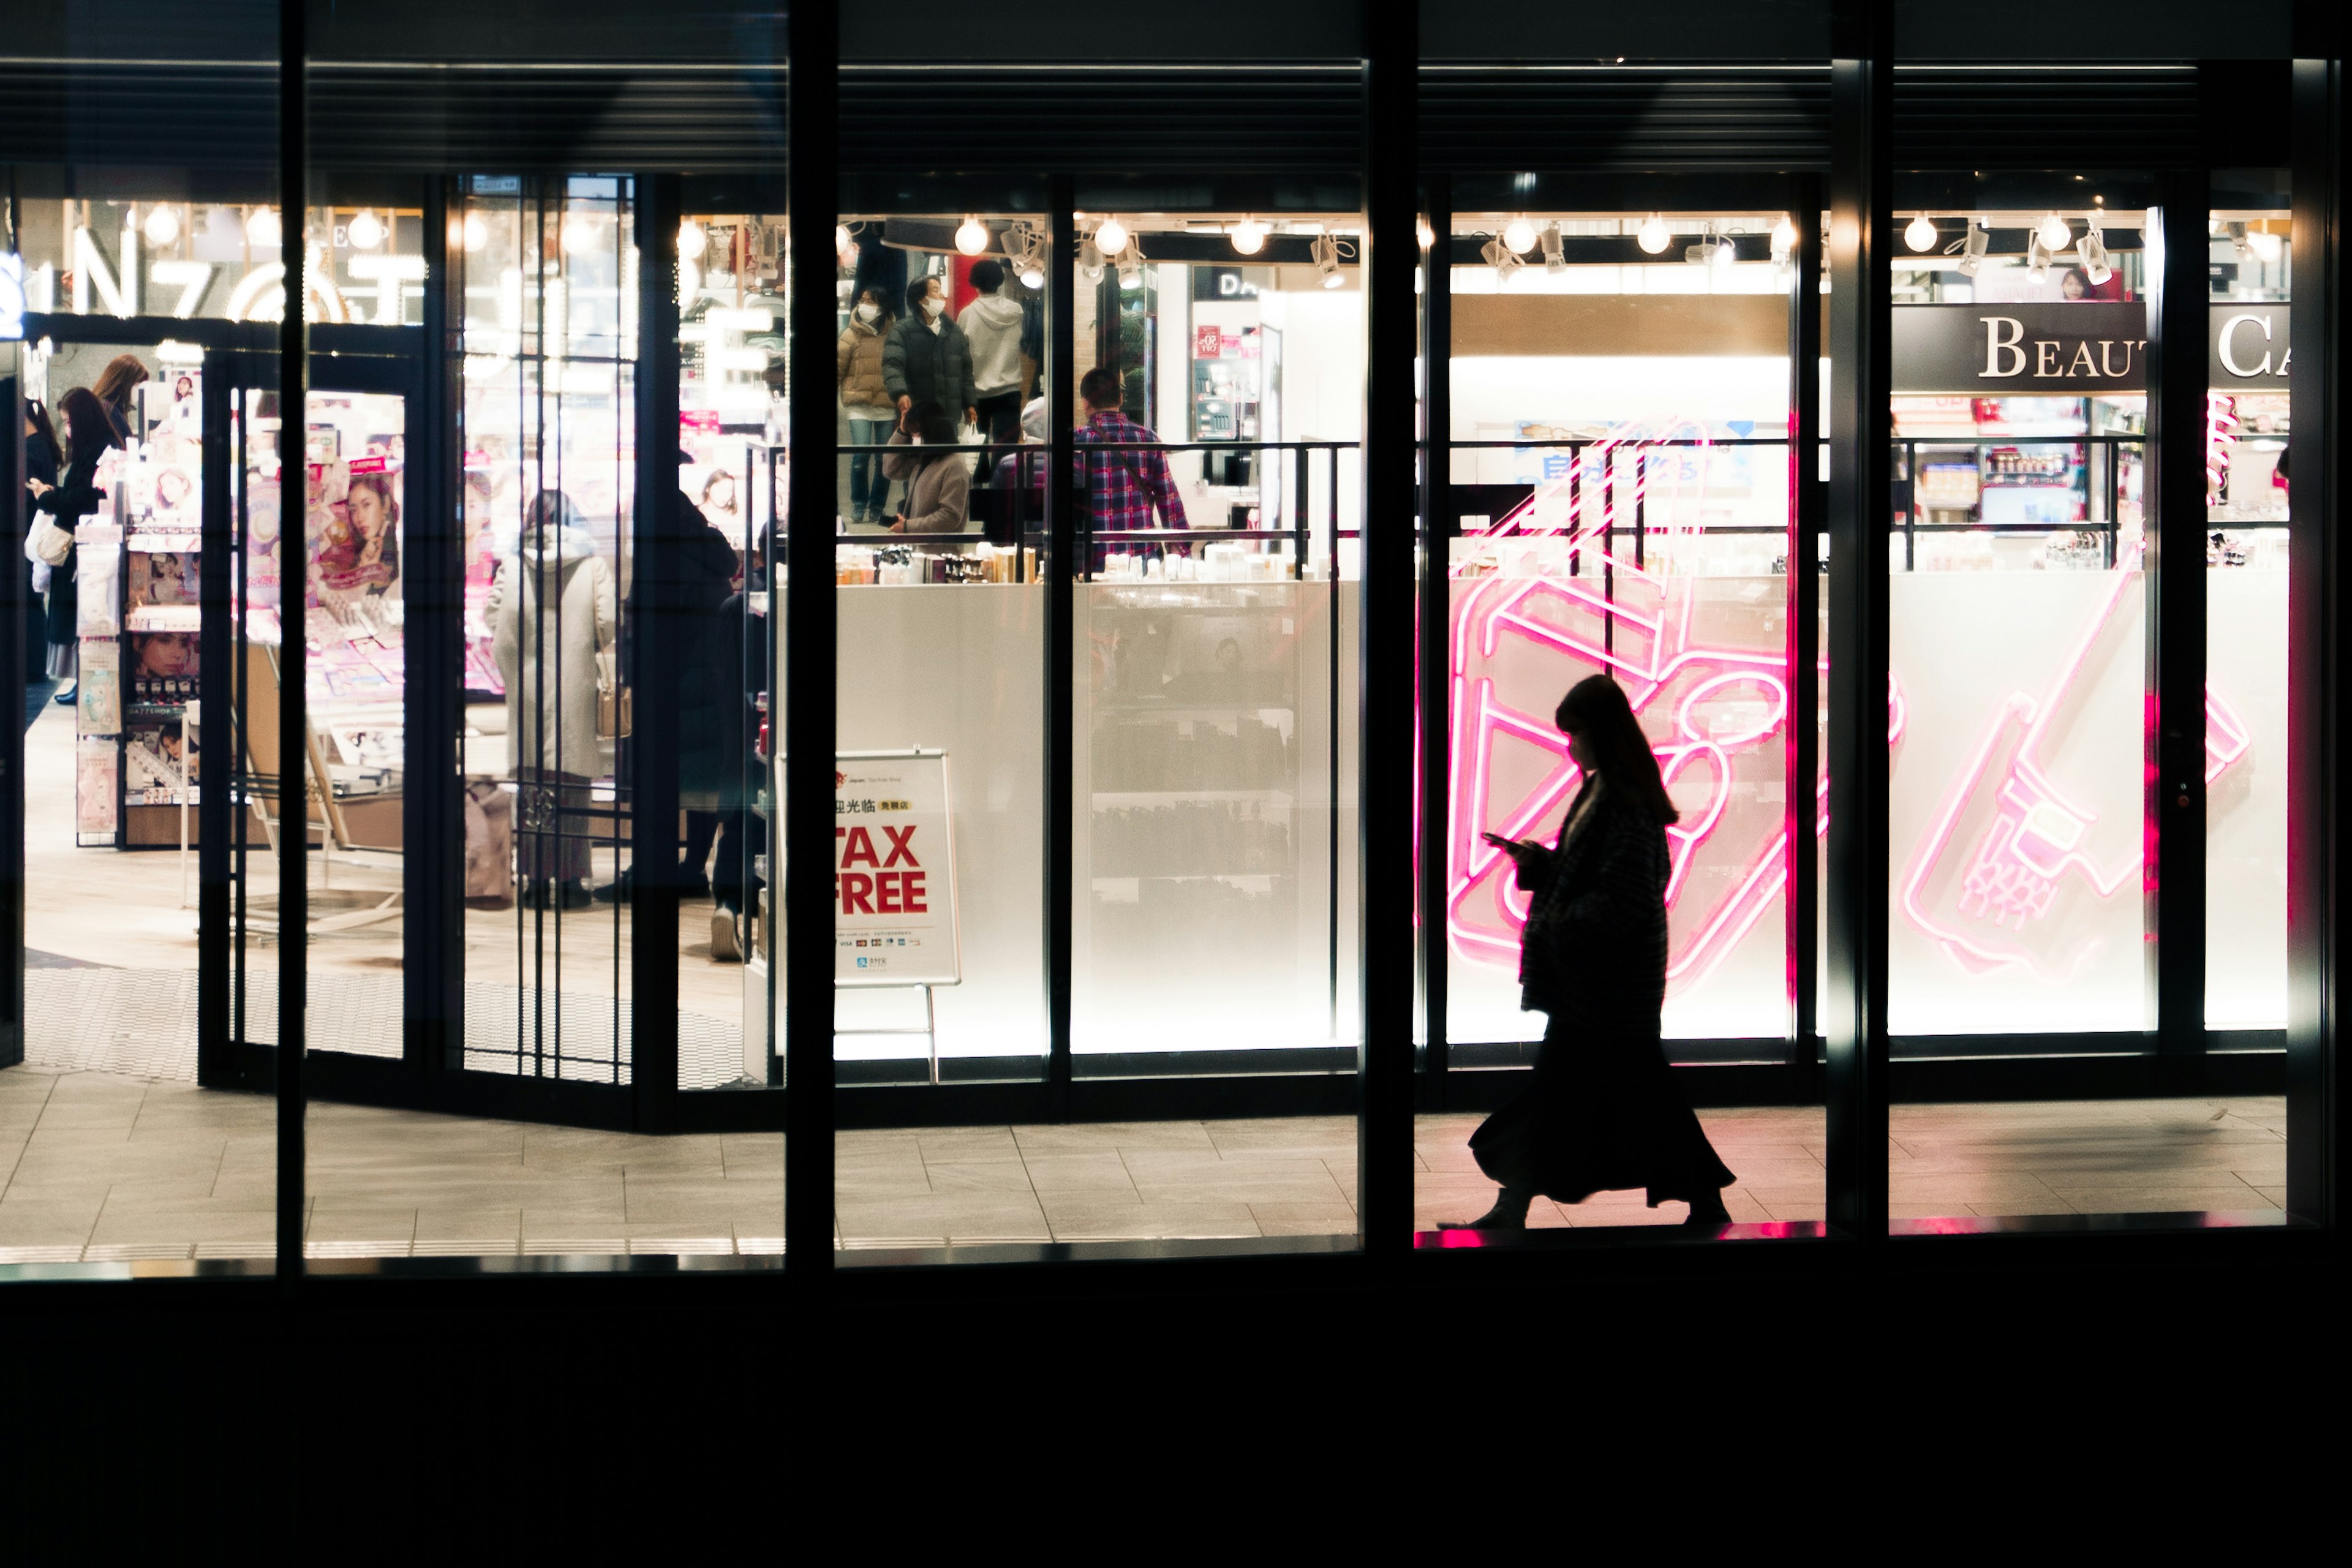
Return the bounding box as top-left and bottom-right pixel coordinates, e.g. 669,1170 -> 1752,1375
462,778 -> 514,908
595,647 -> 632,740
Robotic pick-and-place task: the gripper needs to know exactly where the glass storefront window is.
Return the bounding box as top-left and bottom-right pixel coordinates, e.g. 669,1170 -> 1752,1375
1886,197 -> 2152,1039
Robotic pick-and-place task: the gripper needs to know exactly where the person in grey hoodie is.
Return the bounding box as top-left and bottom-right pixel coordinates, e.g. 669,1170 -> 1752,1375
881,274 -> 978,432
959,258 -> 1028,470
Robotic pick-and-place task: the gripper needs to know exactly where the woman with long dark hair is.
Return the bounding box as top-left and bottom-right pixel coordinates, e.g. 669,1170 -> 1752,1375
91,354 -> 149,442
27,388 -> 124,701
1445,673 -> 1736,1231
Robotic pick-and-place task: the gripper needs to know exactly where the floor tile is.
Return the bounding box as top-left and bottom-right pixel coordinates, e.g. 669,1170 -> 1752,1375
1038,1196 -> 1261,1241
1248,1202 -> 1357,1237
835,1191 -> 1052,1246
1120,1150 -> 1349,1205
1012,1120 -> 1216,1153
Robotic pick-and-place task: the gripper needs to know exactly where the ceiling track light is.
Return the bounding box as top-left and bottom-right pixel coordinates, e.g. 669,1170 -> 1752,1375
1114,236 -> 1146,289
1480,235 -> 1524,284
1005,221 -> 1049,289
1950,223 -> 1991,278
2026,230 -> 2054,275
2078,218 -> 2113,285
954,216 -> 990,257
1313,233 -> 1354,288
1079,237 -> 1104,284
1540,222 -> 1565,274
1636,213 -> 1670,255
2247,222 -> 2283,263
1904,213 -> 1939,253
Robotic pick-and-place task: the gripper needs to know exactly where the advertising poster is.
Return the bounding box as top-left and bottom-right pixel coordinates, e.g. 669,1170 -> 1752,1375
76,739 -> 118,835
308,454 -> 402,603
77,639 -> 119,736
834,749 -> 960,987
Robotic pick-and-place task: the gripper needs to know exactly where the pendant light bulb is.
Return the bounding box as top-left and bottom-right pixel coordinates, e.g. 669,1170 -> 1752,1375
142,205 -> 180,247
1904,213 -> 1938,253
462,211 -> 489,253
954,216 -> 990,257
1092,216 -> 1128,255
1230,217 -> 1268,257
558,214 -> 597,255
1502,216 -> 1538,255
347,208 -> 385,251
2037,211 -> 2071,252
1637,214 -> 1670,255
1416,217 -> 1436,251
679,220 -> 708,261
1771,215 -> 1798,257
833,222 -> 852,255
246,206 -> 282,250
2248,225 -> 2283,263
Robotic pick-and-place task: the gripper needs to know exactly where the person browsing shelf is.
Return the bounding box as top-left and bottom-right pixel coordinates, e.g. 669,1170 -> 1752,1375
881,275 -> 978,433
1076,366 -> 1187,554
836,285 -> 899,524
959,258 -> 1027,465
91,353 -> 149,442
881,401 -> 972,534
28,388 -> 123,703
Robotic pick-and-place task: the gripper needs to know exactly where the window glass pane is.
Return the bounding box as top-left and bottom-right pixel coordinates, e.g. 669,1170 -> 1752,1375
1887,196 -> 2150,1039
2206,179 -> 2290,1033
1428,205 -> 1807,1232
4,14 -> 279,1268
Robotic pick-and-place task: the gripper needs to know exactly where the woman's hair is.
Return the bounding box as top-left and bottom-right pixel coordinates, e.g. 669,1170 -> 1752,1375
526,488 -> 581,532
858,287 -> 893,324
26,400 -> 59,461
2060,266 -> 2089,295
910,400 -> 957,449
92,353 -> 150,410
57,387 -> 121,457
701,469 -> 734,505
1557,674 -> 1679,825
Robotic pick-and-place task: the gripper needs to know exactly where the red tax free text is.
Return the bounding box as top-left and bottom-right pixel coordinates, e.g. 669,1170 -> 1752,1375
836,824 -> 925,915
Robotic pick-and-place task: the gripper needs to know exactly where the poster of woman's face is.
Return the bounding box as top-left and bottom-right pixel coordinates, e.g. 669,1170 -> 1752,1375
132,631 -> 197,680
313,465 -> 402,597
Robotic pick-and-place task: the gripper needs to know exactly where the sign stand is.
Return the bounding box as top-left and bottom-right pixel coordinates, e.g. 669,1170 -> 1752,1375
832,984 -> 943,1085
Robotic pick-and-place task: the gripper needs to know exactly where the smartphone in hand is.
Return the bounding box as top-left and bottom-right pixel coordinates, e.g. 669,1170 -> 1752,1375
1481,831 -> 1532,858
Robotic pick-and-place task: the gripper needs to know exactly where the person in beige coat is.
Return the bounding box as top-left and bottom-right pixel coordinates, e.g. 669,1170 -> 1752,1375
837,287 -> 898,524
489,489 -> 618,910
881,401 -> 972,533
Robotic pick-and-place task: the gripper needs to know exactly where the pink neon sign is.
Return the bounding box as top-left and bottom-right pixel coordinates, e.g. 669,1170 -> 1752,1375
1443,421 -> 2255,1002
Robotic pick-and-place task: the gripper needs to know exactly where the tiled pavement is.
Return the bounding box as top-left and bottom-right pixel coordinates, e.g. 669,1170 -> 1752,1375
0,1065 -> 2291,1261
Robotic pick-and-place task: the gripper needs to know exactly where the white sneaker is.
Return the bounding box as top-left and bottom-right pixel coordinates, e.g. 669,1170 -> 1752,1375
710,910 -> 741,962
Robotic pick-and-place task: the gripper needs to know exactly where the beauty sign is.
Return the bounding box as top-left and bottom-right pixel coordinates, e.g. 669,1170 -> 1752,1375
834,748 -> 961,987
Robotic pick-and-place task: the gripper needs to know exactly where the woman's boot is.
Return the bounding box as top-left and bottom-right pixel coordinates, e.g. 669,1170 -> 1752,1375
1684,1189 -> 1732,1227
1438,1186 -> 1535,1231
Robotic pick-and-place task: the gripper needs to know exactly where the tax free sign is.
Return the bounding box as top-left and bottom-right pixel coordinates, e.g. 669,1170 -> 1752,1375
834,750 -> 961,987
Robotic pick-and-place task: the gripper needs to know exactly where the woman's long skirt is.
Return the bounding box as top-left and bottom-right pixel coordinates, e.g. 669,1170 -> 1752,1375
1469,1012 -> 1736,1207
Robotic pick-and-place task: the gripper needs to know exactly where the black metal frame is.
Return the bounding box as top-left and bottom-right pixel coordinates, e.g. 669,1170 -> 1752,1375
0,1 -> 2339,1300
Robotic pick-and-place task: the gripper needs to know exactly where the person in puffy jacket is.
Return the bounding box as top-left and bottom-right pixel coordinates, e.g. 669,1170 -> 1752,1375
836,285 -> 898,525
881,274 -> 977,431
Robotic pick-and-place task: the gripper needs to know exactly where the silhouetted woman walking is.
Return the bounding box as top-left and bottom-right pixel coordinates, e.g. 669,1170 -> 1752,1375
1447,674 -> 1736,1230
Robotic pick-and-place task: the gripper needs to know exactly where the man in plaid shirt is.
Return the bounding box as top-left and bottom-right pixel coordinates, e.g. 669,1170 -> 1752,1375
1076,366 -> 1188,548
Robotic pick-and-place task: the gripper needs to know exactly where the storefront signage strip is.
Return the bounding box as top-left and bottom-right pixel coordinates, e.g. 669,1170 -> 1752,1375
1891,301 -> 2292,392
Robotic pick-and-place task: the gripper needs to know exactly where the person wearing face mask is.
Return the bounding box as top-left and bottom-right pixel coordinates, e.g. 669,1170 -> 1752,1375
881,274 -> 978,438
836,285 -> 899,526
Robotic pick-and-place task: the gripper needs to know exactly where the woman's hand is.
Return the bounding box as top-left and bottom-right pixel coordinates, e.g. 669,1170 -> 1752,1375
1481,831 -> 1540,861
25,479 -> 50,497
